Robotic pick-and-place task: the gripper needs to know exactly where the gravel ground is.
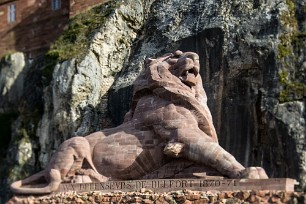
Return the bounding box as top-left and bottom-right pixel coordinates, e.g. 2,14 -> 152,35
7,189 -> 306,203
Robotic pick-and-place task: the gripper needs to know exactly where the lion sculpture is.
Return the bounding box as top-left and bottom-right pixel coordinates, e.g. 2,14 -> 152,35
11,51 -> 268,194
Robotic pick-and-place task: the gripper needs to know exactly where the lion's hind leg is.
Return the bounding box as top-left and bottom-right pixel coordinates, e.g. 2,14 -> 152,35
50,136 -> 102,181
11,136 -> 104,194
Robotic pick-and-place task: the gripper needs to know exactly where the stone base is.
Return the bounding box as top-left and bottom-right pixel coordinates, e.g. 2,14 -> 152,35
57,178 -> 297,193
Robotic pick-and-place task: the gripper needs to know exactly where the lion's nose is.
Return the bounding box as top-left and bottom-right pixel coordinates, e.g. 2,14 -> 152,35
178,52 -> 200,74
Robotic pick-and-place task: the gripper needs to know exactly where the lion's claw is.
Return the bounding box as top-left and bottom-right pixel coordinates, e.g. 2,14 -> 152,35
240,167 -> 269,179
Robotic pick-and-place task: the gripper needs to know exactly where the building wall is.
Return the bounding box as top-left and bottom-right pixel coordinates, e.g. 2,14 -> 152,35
0,0 -> 30,55
0,0 -> 104,58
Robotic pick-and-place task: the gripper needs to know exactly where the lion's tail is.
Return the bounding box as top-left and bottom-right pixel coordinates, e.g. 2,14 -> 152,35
10,169 -> 61,194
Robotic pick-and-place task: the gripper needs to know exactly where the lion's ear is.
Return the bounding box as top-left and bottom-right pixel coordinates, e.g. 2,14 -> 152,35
174,50 -> 183,56
145,58 -> 154,65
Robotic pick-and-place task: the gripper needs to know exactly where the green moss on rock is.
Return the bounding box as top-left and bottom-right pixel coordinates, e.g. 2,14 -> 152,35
40,0 -> 121,85
277,43 -> 291,60
277,1 -> 306,102
277,33 -> 306,102
278,71 -> 306,102
47,0 -> 120,62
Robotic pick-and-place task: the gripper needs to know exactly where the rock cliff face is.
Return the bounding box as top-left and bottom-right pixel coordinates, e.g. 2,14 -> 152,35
36,0 -> 148,168
0,0 -> 305,200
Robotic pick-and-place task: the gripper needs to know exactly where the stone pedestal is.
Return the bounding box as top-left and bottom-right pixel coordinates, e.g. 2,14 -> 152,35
57,178 -> 297,193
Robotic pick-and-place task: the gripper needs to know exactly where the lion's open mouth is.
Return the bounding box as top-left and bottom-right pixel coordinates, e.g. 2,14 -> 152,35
167,52 -> 200,88
179,67 -> 198,87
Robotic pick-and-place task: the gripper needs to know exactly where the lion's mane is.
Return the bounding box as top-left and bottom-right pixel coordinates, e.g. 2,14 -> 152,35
129,53 -> 218,142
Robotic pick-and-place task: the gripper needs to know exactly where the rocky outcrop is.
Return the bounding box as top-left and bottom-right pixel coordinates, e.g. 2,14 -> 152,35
0,53 -> 26,112
1,0 -> 306,200
0,53 -> 44,202
36,0 -> 148,168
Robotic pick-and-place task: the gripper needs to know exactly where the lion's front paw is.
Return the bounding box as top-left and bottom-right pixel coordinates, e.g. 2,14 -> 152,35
240,167 -> 268,179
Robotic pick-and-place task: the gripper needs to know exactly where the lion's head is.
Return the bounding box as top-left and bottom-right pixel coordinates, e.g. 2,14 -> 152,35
165,50 -> 200,88
133,51 -> 205,102
130,50 -> 218,142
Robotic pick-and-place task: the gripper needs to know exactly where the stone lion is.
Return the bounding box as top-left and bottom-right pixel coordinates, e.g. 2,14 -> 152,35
11,51 -> 268,194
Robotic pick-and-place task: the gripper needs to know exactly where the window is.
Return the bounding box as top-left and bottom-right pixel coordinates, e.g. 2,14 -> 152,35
52,0 -> 61,10
7,4 -> 16,23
